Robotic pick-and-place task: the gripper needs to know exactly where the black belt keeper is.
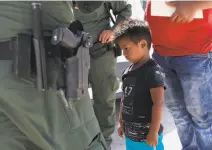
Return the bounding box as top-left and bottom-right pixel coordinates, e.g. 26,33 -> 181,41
0,40 -> 14,60
0,34 -> 32,78
12,34 -> 32,78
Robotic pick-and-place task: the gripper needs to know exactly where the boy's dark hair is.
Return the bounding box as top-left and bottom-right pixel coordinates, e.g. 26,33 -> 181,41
114,19 -> 152,50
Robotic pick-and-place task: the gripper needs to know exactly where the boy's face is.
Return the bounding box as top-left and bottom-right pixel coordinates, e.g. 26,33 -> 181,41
118,37 -> 147,63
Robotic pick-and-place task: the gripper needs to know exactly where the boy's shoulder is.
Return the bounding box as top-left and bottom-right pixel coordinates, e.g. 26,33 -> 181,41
121,59 -> 164,76
146,59 -> 164,73
145,59 -> 165,81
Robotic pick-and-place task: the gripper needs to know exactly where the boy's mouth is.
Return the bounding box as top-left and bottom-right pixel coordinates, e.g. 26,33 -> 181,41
125,56 -> 129,59
125,56 -> 132,62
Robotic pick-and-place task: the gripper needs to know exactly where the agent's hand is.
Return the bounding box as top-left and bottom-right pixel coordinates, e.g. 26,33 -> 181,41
166,1 -> 197,23
117,120 -> 124,138
99,30 -> 115,43
146,131 -> 158,147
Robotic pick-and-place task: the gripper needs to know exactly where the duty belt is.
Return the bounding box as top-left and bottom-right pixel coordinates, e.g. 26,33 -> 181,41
0,35 -> 60,79
0,36 -> 60,60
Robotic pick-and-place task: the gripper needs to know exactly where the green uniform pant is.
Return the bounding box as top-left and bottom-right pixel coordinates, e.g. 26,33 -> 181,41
0,60 -> 107,150
89,50 -> 120,147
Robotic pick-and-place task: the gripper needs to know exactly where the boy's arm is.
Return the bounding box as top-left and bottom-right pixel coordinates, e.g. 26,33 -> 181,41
147,66 -> 166,134
146,66 -> 165,146
117,93 -> 125,138
149,87 -> 164,134
118,94 -> 124,123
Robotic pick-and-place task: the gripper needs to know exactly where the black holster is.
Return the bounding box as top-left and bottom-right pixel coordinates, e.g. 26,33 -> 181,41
106,42 -> 122,58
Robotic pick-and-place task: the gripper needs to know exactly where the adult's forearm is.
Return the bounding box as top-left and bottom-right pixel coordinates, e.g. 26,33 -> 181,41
190,1 -> 212,10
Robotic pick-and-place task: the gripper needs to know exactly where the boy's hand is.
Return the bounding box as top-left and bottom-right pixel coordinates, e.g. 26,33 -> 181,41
146,131 -> 158,146
166,1 -> 197,23
117,120 -> 124,138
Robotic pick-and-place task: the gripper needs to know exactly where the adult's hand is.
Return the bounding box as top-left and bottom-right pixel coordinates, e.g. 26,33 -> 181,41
166,1 -> 198,23
99,30 -> 115,43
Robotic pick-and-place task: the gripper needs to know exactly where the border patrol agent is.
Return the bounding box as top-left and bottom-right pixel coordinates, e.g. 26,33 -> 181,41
0,2 -> 107,150
73,1 -> 132,149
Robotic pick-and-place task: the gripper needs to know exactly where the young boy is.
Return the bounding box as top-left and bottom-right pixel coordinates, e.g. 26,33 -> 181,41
114,19 -> 165,150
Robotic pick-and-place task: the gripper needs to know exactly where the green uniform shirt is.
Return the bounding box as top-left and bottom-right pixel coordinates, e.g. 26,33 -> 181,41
0,1 -> 74,41
73,1 -> 132,42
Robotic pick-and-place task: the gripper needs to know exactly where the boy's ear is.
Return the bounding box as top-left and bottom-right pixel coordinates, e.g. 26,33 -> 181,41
139,40 -> 147,49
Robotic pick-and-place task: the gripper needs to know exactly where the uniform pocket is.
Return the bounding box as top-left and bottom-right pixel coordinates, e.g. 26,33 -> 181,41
109,74 -> 120,93
86,133 -> 107,150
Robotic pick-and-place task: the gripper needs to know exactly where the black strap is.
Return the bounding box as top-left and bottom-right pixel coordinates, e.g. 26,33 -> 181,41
121,64 -> 133,81
104,2 -> 116,25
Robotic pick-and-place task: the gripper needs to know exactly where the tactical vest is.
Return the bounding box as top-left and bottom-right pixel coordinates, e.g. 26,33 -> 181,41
121,62 -> 154,123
